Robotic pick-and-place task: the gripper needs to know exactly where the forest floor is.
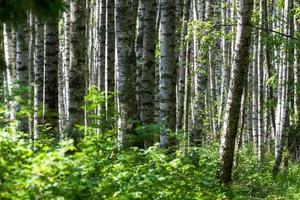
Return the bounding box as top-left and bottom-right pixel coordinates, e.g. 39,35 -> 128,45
1,133 -> 300,199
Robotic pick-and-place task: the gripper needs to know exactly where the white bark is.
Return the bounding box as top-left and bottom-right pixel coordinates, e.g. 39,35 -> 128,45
159,0 -> 176,147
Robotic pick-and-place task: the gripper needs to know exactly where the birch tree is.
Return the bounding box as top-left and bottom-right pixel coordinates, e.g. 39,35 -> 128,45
44,21 -> 59,131
116,0 -> 139,148
140,0 -> 157,125
16,23 -> 29,131
106,0 -> 115,95
257,0 -> 266,161
273,0 -> 292,174
219,0 -> 253,184
159,0 -> 176,147
136,1 -> 145,107
33,19 -> 44,144
98,0 -> 106,92
0,24 -> 4,97
105,0 -> 116,128
176,0 -> 191,131
68,0 -> 87,143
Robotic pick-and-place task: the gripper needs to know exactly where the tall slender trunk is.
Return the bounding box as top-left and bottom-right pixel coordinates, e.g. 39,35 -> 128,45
218,0 -> 253,184
273,0 -> 292,174
98,0 -> 106,92
218,0 -> 229,130
240,80 -> 249,146
290,0 -> 300,162
0,24 -> 4,101
28,13 -> 35,139
155,0 -> 162,124
96,0 -> 107,131
16,22 -> 30,132
252,11 -> 259,153
116,0 -> 139,148
90,0 -> 98,87
294,0 -> 300,119
44,21 -> 59,131
59,3 -> 71,137
58,22 -> 65,138
183,43 -> 191,145
106,0 -> 115,93
176,0 -> 191,131
192,0 -> 206,145
69,0 -> 87,144
33,19 -> 44,146
140,0 -> 157,125
265,0 -> 276,147
136,0 -> 145,116
3,24 -> 16,134
247,59 -> 253,144
205,0 -> 217,137
159,0 -> 176,147
257,0 -> 266,161
105,0 -> 116,127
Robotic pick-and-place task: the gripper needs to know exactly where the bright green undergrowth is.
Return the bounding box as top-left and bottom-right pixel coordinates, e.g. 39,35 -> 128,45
0,132 -> 300,200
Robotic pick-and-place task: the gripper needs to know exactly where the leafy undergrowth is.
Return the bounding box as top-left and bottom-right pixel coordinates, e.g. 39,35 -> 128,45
0,133 -> 300,200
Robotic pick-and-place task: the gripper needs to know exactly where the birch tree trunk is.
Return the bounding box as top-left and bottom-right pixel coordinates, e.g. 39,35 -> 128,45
218,0 -> 253,184
183,43 -> 191,144
44,21 -> 59,131
192,0 -> 206,145
116,0 -> 139,148
105,0 -> 115,127
106,0 -> 115,94
58,3 -> 70,138
252,1 -> 259,153
69,0 -> 87,144
291,0 -> 300,161
154,0 -> 161,124
136,0 -> 145,110
98,0 -> 106,92
257,0 -> 266,161
96,0 -> 107,131
28,13 -> 35,139
33,19 -> 44,145
0,24 -> 4,99
16,23 -> 29,132
205,0 -> 217,137
140,0 -> 157,125
273,0 -> 292,174
218,0 -> 230,130
159,0 -> 176,147
176,0 -> 191,131
265,0 -> 276,148
3,24 -> 16,134
295,0 -> 300,120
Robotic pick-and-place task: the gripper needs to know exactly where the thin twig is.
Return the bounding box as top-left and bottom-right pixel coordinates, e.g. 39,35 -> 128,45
213,23 -> 300,41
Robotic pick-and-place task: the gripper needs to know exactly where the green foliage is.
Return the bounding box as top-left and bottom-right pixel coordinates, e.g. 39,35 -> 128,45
276,0 -> 285,9
295,7 -> 300,23
84,86 -> 118,133
187,20 -> 222,52
251,10 -> 260,26
233,147 -> 300,199
1,128 -> 300,200
0,0 -> 65,25
1,83 -> 300,200
134,123 -> 160,146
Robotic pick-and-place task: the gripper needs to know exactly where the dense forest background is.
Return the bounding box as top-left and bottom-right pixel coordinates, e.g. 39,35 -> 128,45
1,0 -> 300,199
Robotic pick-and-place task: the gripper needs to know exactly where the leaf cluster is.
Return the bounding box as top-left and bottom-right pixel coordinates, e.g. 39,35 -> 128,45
0,0 -> 65,25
